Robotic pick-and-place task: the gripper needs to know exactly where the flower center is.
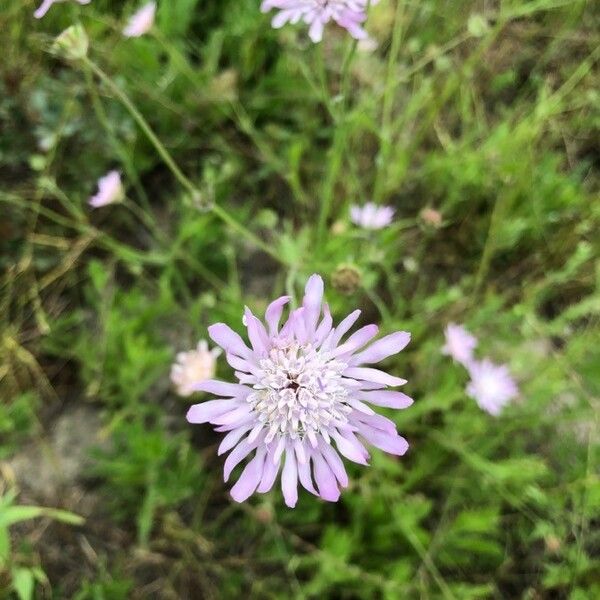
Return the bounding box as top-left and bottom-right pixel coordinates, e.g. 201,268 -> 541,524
248,342 -> 351,442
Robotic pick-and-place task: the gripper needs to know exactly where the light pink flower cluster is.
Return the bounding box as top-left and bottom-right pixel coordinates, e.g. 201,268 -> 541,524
261,0 -> 378,43
442,323 -> 518,416
350,202 -> 394,230
123,2 -> 156,38
187,275 -> 412,507
171,340 -> 221,397
34,0 -> 90,20
88,170 -> 123,208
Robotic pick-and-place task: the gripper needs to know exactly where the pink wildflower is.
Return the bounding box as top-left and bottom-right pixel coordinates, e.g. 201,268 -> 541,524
442,323 -> 477,367
261,0 -> 377,43
123,2 -> 156,38
171,341 -> 221,397
34,0 -> 90,20
350,202 -> 394,230
88,171 -> 123,208
466,359 -> 519,416
187,275 -> 412,507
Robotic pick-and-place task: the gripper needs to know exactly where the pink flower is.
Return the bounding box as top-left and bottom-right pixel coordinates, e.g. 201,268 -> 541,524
466,359 -> 519,416
34,0 -> 90,20
350,202 -> 394,230
88,171 -> 123,208
261,0 -> 377,43
187,275 -> 412,507
171,341 -> 222,397
123,2 -> 156,38
442,323 -> 477,367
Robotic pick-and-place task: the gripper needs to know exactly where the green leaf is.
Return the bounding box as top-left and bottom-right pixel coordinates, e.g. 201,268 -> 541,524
0,526 -> 10,567
12,567 -> 34,600
0,505 -> 84,528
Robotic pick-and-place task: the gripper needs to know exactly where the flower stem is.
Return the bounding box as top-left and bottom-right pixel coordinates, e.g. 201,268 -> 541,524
82,58 -> 285,264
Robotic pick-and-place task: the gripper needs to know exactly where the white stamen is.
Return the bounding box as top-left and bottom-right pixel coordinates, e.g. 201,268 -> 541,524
247,342 -> 350,443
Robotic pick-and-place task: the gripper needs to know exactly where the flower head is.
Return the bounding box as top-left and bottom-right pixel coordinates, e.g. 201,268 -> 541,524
420,207 -> 442,228
123,2 -> 156,38
261,0 -> 377,43
442,323 -> 477,367
466,359 -> 518,416
34,0 -> 90,20
89,171 -> 123,208
350,202 -> 394,230
171,341 -> 221,397
187,275 -> 412,507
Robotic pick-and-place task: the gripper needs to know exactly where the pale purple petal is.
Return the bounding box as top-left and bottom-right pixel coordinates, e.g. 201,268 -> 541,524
302,274 -> 324,335
186,399 -> 238,424
230,448 -> 266,503
313,453 -> 340,501
265,295 -> 290,335
350,331 -> 411,365
344,367 -> 407,387
89,170 -> 122,208
357,390 -> 413,409
193,379 -> 250,398
466,359 -> 518,416
442,323 -> 477,367
123,2 -> 156,38
224,437 -> 261,482
281,448 -> 298,508
208,323 -> 253,359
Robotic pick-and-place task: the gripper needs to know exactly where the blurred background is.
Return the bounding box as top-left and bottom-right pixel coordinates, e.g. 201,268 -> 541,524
1,0 -> 598,598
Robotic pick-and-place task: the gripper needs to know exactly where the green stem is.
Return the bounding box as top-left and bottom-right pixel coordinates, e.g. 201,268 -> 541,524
373,0 -> 406,202
316,38 -> 359,243
82,57 -> 286,264
84,57 -> 194,195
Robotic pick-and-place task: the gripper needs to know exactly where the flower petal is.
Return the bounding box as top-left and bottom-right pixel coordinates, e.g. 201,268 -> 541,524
349,331 -> 411,365
313,453 -> 340,501
344,367 -> 407,387
265,295 -> 291,335
302,274 -> 324,335
332,431 -> 369,465
186,399 -> 238,424
208,323 -> 252,359
356,390 -> 413,409
331,324 -> 379,358
230,448 -> 266,502
281,448 -> 298,508
193,379 -> 251,398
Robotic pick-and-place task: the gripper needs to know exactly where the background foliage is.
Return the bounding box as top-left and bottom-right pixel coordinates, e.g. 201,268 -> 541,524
1,0 -> 599,598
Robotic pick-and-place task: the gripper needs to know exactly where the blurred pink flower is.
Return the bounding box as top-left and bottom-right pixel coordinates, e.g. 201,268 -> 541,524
34,0 -> 90,20
88,170 -> 123,208
171,341 -> 222,397
350,202 -> 394,230
187,274 -> 412,507
261,0 -> 377,43
123,2 -> 156,38
442,323 -> 477,367
466,359 -> 519,416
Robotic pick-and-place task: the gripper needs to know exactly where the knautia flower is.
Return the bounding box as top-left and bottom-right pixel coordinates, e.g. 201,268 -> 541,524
261,0 -> 377,44
88,170 -> 123,208
171,340 -> 221,397
123,2 -> 157,38
442,323 -> 477,367
187,275 -> 412,507
466,359 -> 518,416
350,202 -> 394,230
34,0 -> 90,20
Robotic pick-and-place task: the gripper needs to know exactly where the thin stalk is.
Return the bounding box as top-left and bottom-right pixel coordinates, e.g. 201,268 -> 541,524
82,57 -> 286,264
373,0 -> 406,202
316,38 -> 359,243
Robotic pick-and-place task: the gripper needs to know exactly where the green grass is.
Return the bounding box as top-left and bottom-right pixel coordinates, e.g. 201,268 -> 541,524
1,0 -> 599,598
